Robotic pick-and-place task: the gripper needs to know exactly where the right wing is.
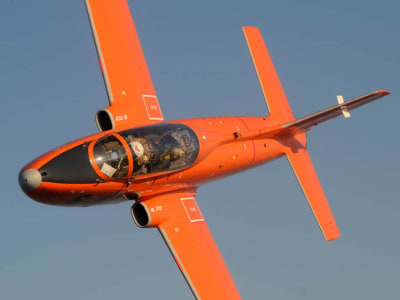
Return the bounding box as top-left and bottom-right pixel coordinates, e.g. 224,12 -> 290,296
135,192 -> 241,300
85,0 -> 163,128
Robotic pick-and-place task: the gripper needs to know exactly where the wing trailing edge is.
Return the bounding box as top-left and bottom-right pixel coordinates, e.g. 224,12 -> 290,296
85,0 -> 164,130
133,193 -> 241,300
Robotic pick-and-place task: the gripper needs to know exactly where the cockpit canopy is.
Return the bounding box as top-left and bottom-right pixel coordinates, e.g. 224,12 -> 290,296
93,135 -> 129,178
93,123 -> 199,179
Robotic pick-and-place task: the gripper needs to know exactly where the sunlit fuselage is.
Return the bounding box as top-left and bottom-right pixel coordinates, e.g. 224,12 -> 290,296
19,116 -> 300,207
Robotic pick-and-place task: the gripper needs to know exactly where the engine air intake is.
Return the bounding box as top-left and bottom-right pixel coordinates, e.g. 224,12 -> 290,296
96,109 -> 114,131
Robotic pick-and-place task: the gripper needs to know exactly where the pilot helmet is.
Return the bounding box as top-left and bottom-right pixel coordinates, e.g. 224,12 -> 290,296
130,141 -> 144,158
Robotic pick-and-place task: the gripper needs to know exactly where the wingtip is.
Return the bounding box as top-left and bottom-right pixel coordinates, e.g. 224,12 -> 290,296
325,232 -> 341,242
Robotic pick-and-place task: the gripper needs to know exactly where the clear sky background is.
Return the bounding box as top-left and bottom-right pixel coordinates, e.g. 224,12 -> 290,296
1,0 -> 399,299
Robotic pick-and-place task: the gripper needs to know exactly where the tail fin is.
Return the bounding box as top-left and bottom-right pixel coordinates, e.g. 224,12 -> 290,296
243,25 -> 390,137
246,90 -> 390,139
243,26 -> 341,240
282,90 -> 390,133
242,26 -> 387,241
281,89 -> 388,240
243,26 -> 391,241
243,26 -> 295,122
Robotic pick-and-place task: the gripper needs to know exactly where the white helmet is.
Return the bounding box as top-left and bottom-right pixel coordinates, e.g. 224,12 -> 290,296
130,141 -> 144,158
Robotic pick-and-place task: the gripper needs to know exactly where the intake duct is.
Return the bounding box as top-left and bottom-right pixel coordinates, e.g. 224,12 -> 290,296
131,202 -> 150,228
130,198 -> 168,228
95,109 -> 114,131
95,105 -> 138,132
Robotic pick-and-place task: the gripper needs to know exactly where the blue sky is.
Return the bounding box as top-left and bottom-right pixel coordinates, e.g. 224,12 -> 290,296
1,0 -> 399,299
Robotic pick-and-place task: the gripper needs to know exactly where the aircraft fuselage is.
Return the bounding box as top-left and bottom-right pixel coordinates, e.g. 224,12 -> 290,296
19,116 -> 303,207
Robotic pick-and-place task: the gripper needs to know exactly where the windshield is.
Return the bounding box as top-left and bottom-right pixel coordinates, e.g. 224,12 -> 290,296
93,135 -> 129,178
119,123 -> 199,176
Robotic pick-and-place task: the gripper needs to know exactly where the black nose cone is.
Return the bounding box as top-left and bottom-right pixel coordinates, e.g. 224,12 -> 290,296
38,144 -> 101,184
19,169 -> 42,192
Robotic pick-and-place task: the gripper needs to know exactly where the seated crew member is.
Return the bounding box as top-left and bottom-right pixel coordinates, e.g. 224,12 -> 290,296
167,135 -> 189,168
171,148 -> 185,160
153,133 -> 187,171
129,138 -> 151,174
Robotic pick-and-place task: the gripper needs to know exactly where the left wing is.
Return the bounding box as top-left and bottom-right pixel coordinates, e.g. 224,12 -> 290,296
85,0 -> 163,130
133,192 -> 241,300
243,26 -> 295,122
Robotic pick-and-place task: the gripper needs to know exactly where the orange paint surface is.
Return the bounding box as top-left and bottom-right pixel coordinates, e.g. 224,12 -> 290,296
19,1 -> 392,299
86,0 -> 163,128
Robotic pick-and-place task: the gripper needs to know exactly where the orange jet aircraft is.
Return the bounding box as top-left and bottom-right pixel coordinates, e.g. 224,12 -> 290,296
18,0 -> 391,299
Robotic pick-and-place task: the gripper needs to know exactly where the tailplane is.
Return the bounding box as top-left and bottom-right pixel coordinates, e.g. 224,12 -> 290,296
284,136 -> 341,241
243,26 -> 295,122
281,90 -> 390,134
243,26 -> 391,241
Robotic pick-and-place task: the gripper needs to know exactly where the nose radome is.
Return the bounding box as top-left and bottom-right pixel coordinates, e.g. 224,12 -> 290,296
19,169 -> 42,192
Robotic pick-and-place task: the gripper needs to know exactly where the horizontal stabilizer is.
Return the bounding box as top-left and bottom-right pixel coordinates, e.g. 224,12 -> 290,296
243,26 -> 295,122
285,145 -> 340,241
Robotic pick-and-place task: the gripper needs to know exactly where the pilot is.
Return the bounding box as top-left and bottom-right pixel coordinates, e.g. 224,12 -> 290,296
178,134 -> 191,154
154,133 -> 187,170
168,135 -> 189,166
171,147 -> 185,160
129,138 -> 151,174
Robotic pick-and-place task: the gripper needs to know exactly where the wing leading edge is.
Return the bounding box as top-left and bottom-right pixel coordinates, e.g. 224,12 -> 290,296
134,192 -> 241,300
85,0 -> 163,129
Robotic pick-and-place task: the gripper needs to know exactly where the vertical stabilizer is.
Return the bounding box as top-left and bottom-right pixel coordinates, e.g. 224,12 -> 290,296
244,26 -> 342,241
